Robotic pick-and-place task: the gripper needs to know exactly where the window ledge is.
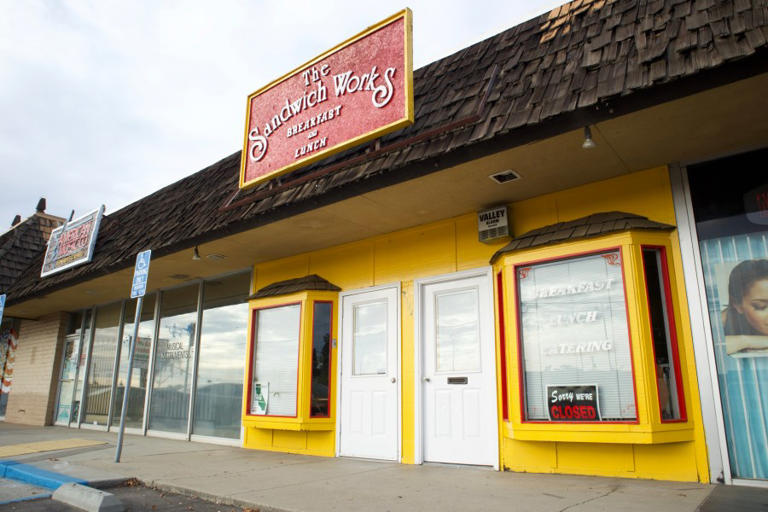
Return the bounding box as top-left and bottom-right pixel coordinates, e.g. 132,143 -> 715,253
504,421 -> 694,444
243,416 -> 335,431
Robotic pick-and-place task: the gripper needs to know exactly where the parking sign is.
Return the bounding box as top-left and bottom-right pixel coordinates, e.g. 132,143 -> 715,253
130,250 -> 151,299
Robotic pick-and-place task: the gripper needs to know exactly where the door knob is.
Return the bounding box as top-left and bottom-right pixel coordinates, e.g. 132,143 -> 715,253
424,377 -> 431,382
391,377 -> 396,383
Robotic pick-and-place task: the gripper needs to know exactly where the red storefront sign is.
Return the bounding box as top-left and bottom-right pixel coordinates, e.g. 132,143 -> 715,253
239,9 -> 413,189
41,206 -> 104,277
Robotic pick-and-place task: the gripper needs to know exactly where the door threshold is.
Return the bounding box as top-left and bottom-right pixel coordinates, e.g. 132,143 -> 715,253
338,455 -> 399,464
423,461 -> 495,471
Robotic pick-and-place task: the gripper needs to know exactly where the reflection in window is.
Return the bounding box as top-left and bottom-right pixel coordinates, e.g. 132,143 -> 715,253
72,310 -> 93,423
251,304 -> 300,417
84,302 -> 122,426
193,274 -> 249,438
353,301 -> 387,375
311,302 -> 333,417
517,250 -> 636,422
643,248 -> 685,421
54,313 -> 83,424
149,284 -> 199,433
436,289 -> 480,372
111,294 -> 156,429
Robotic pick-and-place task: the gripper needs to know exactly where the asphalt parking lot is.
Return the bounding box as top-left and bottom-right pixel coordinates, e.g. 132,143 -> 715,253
0,480 -> 249,512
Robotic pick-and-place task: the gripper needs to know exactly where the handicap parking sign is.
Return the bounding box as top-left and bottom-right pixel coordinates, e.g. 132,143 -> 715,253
130,250 -> 151,298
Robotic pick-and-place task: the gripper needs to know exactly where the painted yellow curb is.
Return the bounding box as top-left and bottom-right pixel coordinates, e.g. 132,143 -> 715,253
0,438 -> 107,457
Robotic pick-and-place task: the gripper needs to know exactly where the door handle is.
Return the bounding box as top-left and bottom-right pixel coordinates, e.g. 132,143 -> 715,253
391,377 -> 396,383
424,377 -> 431,382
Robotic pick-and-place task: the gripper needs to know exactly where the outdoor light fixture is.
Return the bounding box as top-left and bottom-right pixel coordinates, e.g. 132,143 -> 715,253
582,126 -> 596,149
192,246 -> 201,260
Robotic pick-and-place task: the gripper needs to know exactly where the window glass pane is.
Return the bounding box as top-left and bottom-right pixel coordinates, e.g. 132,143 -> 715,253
642,249 -> 683,421
72,309 -> 92,423
0,319 -> 20,418
311,302 -> 332,417
436,289 -> 480,372
111,294 -> 156,429
193,274 -> 249,438
149,284 -> 199,432
518,250 -> 636,421
54,313 -> 83,423
353,301 -> 387,375
84,302 -> 122,426
55,335 -> 79,423
250,304 -> 300,416
688,149 -> 768,479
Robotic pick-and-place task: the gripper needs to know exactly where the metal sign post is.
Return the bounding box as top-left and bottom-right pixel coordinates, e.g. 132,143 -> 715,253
115,249 -> 151,463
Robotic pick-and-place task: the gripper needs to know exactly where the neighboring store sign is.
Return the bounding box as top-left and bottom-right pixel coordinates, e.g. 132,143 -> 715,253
130,250 -> 151,299
547,384 -> 601,421
745,184 -> 768,225
251,382 -> 269,415
41,206 -> 105,277
239,9 -> 413,189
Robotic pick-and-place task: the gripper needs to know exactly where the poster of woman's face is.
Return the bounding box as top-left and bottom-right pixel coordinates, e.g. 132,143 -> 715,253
716,259 -> 768,357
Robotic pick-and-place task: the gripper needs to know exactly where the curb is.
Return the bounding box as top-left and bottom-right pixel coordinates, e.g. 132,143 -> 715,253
0,460 -> 87,490
142,478 -> 294,512
0,492 -> 53,506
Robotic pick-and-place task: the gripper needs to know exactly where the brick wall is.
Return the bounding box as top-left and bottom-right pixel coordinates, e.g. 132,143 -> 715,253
4,312 -> 68,425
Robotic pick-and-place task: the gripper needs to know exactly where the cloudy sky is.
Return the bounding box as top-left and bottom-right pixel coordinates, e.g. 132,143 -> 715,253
0,1 -> 563,229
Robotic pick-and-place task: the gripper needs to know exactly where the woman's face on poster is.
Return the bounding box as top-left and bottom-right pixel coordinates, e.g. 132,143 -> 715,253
735,278 -> 768,335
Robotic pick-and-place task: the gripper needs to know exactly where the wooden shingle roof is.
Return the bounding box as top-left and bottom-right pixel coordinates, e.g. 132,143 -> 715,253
490,211 -> 675,262
7,0 -> 768,305
0,213 -> 64,293
249,275 -> 341,299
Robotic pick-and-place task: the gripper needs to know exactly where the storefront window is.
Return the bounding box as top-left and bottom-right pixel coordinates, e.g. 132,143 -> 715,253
84,302 -> 122,426
111,294 -> 156,429
310,302 -> 332,417
149,284 -> 199,433
642,247 -> 686,421
193,274 -> 249,438
0,317 -> 20,418
54,313 -> 84,424
249,304 -> 301,417
689,149 -> 768,480
72,309 -> 93,423
517,250 -> 636,422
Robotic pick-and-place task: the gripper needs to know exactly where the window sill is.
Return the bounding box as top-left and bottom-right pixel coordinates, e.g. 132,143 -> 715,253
504,421 -> 694,444
243,416 -> 335,432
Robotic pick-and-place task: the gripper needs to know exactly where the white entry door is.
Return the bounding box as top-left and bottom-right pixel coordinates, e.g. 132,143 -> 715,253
339,287 -> 399,460
421,272 -> 497,466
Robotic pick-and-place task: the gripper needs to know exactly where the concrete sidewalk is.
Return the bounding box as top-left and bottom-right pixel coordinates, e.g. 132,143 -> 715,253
0,422 -> 742,511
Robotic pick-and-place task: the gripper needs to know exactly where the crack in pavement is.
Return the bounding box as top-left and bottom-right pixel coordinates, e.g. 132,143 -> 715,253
557,485 -> 620,512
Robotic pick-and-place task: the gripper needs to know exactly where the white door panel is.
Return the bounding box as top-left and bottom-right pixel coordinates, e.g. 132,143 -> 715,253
339,287 -> 399,460
422,274 -> 496,466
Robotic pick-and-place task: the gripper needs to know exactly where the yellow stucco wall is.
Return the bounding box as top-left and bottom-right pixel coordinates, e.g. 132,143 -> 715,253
242,165 -> 709,481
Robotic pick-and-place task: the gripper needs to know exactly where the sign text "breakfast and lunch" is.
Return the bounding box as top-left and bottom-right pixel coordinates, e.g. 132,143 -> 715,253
239,9 -> 413,189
